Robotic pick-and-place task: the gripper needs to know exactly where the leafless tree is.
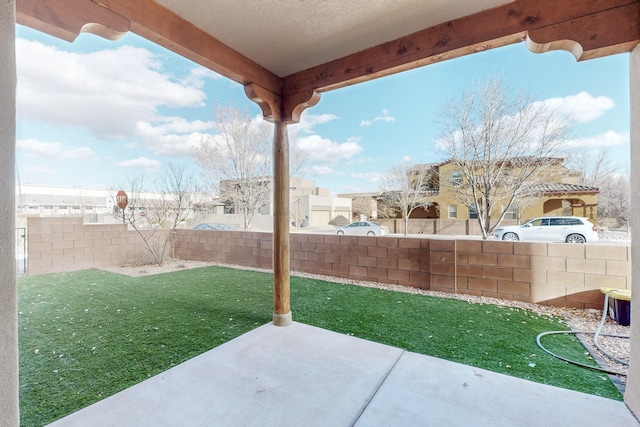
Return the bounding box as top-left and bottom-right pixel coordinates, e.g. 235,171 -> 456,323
597,172 -> 630,224
379,162 -> 434,236
193,104 -> 273,230
115,163 -> 202,266
567,147 -> 629,224
193,104 -> 310,230
568,146 -> 617,187
437,76 -> 570,239
351,196 -> 374,221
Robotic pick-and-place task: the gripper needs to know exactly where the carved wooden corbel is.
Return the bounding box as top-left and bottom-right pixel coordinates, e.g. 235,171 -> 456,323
526,2 -> 640,61
246,82 -> 320,124
16,0 -> 130,42
244,83 -> 282,122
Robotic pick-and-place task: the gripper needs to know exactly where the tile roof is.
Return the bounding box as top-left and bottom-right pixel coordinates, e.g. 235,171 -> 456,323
532,183 -> 599,194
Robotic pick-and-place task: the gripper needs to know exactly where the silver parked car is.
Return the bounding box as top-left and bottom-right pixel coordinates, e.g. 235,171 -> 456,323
493,216 -> 598,243
336,221 -> 389,236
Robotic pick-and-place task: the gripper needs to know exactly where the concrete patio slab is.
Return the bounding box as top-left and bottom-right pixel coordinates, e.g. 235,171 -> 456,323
356,351 -> 637,426
48,322 -> 638,427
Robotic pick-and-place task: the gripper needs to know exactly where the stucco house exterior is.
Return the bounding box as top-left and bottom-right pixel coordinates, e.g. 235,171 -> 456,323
383,157 -> 599,223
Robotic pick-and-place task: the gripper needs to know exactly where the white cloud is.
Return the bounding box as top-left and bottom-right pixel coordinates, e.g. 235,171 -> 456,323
115,157 -> 161,171
181,67 -> 222,88
156,117 -> 214,134
310,165 -> 336,175
16,39 -> 210,140
26,165 -> 58,176
135,121 -> 211,157
540,91 -> 614,123
62,147 -> 98,160
564,130 -> 629,149
17,138 -> 97,160
295,135 -> 363,165
349,172 -> 384,184
17,139 -> 63,159
293,112 -> 339,134
360,109 -> 395,127
345,156 -> 375,165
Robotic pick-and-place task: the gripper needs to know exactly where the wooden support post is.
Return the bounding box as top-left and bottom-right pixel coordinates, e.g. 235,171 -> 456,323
245,82 -> 319,326
272,121 -> 292,326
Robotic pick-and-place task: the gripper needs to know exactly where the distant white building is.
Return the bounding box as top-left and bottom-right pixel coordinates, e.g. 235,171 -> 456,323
266,178 -> 352,227
14,184 -> 221,224
15,181 -> 351,229
16,184 -> 116,218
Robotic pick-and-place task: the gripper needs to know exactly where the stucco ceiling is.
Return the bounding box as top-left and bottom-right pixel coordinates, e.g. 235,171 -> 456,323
154,0 -> 513,77
16,0 -> 640,120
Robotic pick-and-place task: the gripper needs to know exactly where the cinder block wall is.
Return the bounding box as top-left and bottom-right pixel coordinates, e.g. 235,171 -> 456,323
428,240 -> 631,309
27,217 -> 154,275
26,218 -> 631,309
175,229 -> 631,310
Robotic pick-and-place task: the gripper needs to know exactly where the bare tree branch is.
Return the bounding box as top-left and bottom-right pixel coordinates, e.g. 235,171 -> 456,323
193,104 -> 273,230
379,162 -> 434,236
437,76 -> 571,239
114,164 -> 202,266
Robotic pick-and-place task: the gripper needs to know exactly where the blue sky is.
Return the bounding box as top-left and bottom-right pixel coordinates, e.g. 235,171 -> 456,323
15,24 -> 630,195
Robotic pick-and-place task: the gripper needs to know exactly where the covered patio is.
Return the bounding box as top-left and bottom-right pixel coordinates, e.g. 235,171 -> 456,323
47,322 -> 638,426
2,0 -> 640,424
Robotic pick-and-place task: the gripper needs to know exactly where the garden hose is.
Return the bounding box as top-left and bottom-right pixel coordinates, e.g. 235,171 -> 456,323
536,293 -> 630,376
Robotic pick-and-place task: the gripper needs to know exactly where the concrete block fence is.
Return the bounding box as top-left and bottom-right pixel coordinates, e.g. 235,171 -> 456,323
26,217 -> 631,309
27,217 -> 156,275
175,228 -> 631,310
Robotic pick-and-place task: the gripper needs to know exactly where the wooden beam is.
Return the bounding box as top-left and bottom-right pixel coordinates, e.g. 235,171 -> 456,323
17,0 -> 282,97
91,0 -> 282,97
16,0 -> 129,42
527,2 -> 640,60
283,0 -> 640,101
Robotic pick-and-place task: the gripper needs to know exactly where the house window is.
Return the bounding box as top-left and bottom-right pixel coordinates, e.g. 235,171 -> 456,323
469,207 -> 478,219
503,205 -> 516,220
448,205 -> 457,218
451,170 -> 462,186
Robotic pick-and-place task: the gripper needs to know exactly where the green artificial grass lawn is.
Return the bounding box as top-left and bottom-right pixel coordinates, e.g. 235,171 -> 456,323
18,266 -> 621,426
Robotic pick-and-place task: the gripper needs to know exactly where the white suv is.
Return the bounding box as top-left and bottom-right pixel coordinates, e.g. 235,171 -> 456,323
493,217 -> 598,243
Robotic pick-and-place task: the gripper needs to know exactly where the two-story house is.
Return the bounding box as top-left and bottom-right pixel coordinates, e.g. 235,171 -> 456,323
382,157 -> 599,223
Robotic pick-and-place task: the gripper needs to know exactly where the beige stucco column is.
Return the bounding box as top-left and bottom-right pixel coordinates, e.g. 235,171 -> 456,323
626,44 -> 640,419
0,0 -> 19,425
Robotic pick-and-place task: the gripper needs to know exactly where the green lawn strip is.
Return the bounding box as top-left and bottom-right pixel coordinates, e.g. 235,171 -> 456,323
19,267 -> 621,426
291,278 -> 620,400
18,267 -> 273,426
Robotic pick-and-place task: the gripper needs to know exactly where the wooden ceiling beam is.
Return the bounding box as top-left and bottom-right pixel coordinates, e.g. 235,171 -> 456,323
281,0 -> 640,119
16,0 -> 130,42
16,0 -> 640,123
90,0 -> 282,97
527,2 -> 640,60
16,0 -> 282,97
